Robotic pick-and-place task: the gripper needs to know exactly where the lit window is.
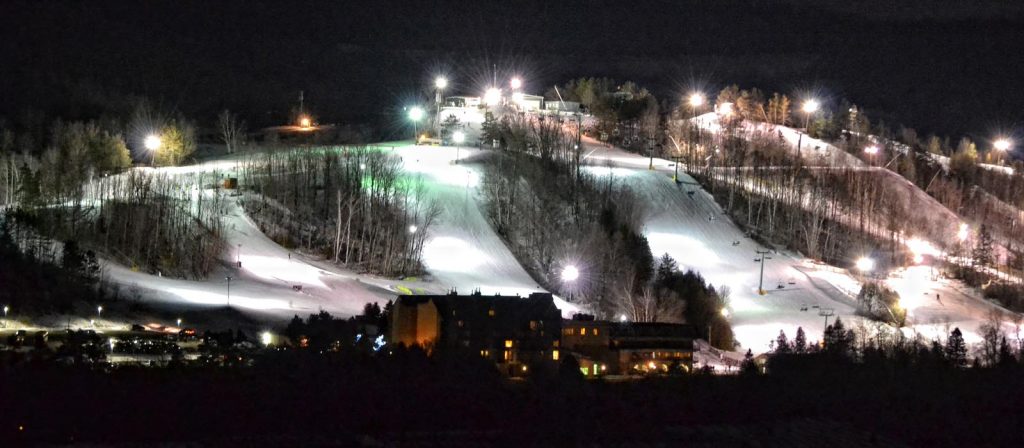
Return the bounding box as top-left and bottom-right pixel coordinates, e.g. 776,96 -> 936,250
581,367 -> 589,376
504,339 -> 513,348
552,350 -> 560,361
552,340 -> 559,347
593,328 -> 599,336
458,320 -> 464,327
504,350 -> 511,361
581,328 -> 587,336
480,349 -> 489,357
488,309 -> 495,317
529,320 -> 538,330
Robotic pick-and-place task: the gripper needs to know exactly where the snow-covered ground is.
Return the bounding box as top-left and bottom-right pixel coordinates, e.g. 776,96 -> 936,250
580,140 -> 859,351
97,140 -> 574,330
81,107 -> 1017,354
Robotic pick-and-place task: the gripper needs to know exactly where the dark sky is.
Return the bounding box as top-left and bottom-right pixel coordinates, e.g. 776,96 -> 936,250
2,0 -> 1022,140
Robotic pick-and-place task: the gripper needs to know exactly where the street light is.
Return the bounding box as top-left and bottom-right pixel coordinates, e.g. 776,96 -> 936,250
856,257 -> 875,272
409,106 -> 424,141
453,130 -> 465,163
97,305 -> 103,318
261,331 -> 273,346
298,116 -> 312,128
225,275 -> 232,307
144,134 -> 162,151
688,93 -> 705,119
958,223 -> 969,242
864,145 -> 879,155
994,138 -> 1012,165
561,265 -> 579,282
510,77 -> 522,90
435,77 -> 448,129
484,87 -> 502,106
176,318 -> 182,327
797,99 -> 819,155
995,138 -> 1012,152
408,224 -> 417,234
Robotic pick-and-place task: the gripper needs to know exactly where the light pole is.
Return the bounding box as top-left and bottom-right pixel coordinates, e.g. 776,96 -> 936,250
408,106 -> 424,142
225,275 -> 232,307
453,131 -> 465,163
688,93 -> 705,120
434,76 -> 448,130
864,144 -> 880,165
797,99 -> 819,156
144,134 -> 162,166
97,305 -> 103,319
484,87 -> 501,107
994,138 -> 1012,165
755,249 -> 772,295
562,265 -> 579,302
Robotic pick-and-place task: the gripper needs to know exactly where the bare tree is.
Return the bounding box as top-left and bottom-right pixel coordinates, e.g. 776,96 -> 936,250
218,109 -> 246,154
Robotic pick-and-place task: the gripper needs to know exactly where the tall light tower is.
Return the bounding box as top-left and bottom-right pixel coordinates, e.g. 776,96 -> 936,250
755,249 -> 772,295
688,93 -> 705,120
797,99 -> 819,156
434,76 -> 448,129
408,106 -> 424,142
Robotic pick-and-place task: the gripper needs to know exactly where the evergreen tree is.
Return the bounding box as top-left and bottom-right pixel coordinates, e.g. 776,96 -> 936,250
740,349 -> 758,374
972,224 -> 995,268
794,326 -> 807,353
654,253 -> 679,287
945,327 -> 968,368
480,111 -> 500,146
823,317 -> 853,358
774,330 -> 792,354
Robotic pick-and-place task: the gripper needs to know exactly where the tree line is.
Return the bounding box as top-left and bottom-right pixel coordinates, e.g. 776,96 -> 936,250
239,147 -> 440,277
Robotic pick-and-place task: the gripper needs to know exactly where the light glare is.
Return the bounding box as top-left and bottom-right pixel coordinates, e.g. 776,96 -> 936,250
144,135 -> 161,151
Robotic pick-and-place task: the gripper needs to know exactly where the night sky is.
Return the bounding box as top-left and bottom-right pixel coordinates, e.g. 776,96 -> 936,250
2,0 -> 1022,140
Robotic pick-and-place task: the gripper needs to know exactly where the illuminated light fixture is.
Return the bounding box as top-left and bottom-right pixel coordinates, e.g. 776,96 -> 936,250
561,265 -> 579,282
510,77 -> 522,90
452,131 -> 465,144
261,331 -> 273,346
913,254 -> 924,264
855,257 -> 875,272
802,99 -> 820,114
299,116 -> 312,128
144,135 -> 162,151
720,308 -> 730,318
864,145 -> 880,155
408,106 -> 424,122
719,102 -> 734,116
994,138 -> 1012,152
408,225 -> 418,234
958,223 -> 969,242
484,87 -> 502,106
688,93 -> 705,107
435,76 -> 448,89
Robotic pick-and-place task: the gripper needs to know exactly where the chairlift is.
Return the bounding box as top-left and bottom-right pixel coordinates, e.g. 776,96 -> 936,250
754,258 -> 761,262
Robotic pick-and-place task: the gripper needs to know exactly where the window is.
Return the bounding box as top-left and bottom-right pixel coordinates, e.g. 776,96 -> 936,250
593,328 -> 599,336
552,350 -> 560,361
504,350 -> 511,361
504,339 -> 513,348
457,320 -> 464,327
580,328 -> 587,336
564,328 -> 574,336
480,349 -> 489,357
488,309 -> 495,317
580,367 -> 589,376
